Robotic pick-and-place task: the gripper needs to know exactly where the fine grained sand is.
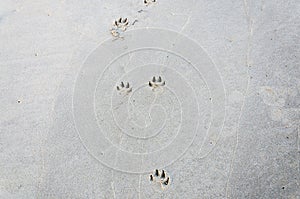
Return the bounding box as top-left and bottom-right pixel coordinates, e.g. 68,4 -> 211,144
0,0 -> 299,198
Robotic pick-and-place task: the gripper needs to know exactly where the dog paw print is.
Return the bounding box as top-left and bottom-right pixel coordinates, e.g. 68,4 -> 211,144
149,76 -> 165,89
149,169 -> 170,189
116,82 -> 132,94
115,17 -> 129,30
144,0 -> 156,6
110,17 -> 129,37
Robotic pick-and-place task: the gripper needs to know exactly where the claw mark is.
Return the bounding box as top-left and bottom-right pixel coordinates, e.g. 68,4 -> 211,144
116,81 -> 132,94
161,170 -> 165,178
163,177 -> 169,185
149,76 -> 165,90
150,174 -> 153,181
132,19 -> 138,25
158,76 -> 162,82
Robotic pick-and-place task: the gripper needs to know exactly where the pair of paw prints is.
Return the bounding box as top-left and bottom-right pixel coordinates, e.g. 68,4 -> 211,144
149,169 -> 170,189
110,17 -> 129,37
116,76 -> 165,95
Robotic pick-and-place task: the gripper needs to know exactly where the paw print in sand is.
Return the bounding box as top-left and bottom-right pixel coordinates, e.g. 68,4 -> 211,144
110,17 -> 129,37
144,0 -> 156,6
149,169 -> 170,189
148,76 -> 165,90
116,81 -> 132,95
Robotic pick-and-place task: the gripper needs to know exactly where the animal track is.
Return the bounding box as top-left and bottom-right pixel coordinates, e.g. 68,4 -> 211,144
144,0 -> 156,6
149,76 -> 165,89
116,82 -> 132,94
149,169 -> 170,189
110,17 -> 129,37
115,17 -> 129,30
